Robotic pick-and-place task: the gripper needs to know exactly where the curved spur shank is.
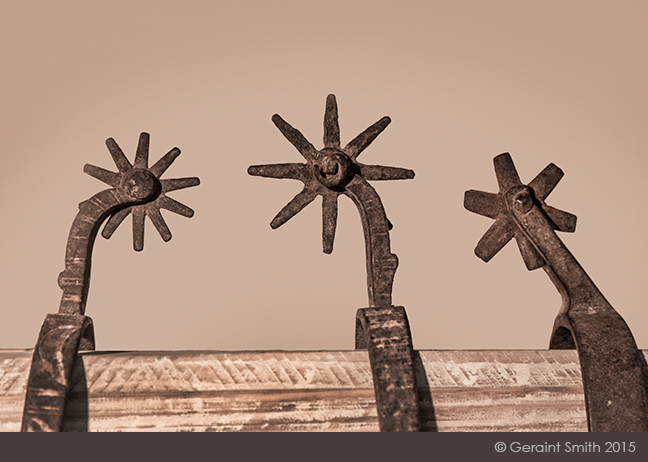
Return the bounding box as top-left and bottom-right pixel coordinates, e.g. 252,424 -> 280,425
464,153 -> 648,432
22,133 -> 199,432
248,95 -> 419,431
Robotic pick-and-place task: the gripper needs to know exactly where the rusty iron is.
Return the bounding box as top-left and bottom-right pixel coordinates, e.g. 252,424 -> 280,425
464,152 -> 648,432
355,307 -> 420,431
21,133 -> 199,432
248,94 -> 419,431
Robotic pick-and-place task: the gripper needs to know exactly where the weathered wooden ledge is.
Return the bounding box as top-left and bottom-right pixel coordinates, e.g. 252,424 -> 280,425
2,349 -> 647,432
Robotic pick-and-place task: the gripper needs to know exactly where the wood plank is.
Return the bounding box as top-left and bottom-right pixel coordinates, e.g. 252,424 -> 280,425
2,349 -> 646,432
417,350 -> 589,432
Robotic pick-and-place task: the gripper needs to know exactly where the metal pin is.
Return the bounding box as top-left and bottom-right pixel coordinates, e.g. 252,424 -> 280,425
464,152 -> 648,432
249,95 -> 419,431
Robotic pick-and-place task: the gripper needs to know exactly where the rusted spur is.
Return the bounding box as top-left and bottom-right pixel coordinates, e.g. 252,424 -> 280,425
464,152 -> 648,432
21,133 -> 200,432
248,95 -> 418,431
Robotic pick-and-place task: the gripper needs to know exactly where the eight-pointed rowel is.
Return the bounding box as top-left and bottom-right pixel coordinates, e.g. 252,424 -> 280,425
464,152 -> 577,270
464,153 -> 648,432
84,132 -> 200,251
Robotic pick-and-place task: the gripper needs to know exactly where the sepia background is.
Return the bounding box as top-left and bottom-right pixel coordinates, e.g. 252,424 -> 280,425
1,1 -> 647,352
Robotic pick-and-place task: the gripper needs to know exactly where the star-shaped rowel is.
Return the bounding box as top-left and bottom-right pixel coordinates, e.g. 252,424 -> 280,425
83,132 -> 200,251
464,153 -> 577,270
248,94 -> 414,254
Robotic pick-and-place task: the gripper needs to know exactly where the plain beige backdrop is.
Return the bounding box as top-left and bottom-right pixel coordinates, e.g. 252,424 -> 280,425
1,1 -> 647,352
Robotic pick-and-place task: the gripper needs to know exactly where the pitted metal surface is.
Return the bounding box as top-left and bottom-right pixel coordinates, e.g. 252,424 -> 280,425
22,133 -> 199,432
465,152 -> 648,432
248,94 -> 414,308
249,95 -> 419,431
355,307 -> 420,431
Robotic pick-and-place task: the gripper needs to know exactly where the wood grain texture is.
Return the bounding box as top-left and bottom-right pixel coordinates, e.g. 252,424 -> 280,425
2,349 -> 647,432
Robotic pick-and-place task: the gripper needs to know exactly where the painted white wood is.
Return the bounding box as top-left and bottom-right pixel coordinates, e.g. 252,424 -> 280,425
2,349 -> 645,432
